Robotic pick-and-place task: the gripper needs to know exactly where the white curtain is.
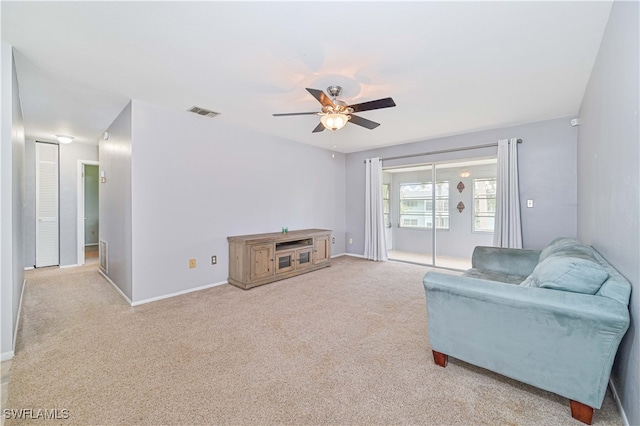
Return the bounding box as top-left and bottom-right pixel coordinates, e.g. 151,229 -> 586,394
364,157 -> 388,261
493,138 -> 523,248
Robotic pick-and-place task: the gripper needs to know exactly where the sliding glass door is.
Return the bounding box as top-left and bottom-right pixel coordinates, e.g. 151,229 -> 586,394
385,158 -> 497,270
386,165 -> 434,265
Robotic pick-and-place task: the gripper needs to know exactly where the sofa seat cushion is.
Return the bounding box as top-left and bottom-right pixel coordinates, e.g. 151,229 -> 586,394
520,255 -> 609,294
463,268 -> 527,285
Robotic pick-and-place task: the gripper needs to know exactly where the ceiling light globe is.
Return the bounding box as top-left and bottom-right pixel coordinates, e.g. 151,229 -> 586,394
56,135 -> 74,144
320,113 -> 349,131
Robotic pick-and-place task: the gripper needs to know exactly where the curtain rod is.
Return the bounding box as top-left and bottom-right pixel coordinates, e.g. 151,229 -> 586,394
363,139 -> 522,163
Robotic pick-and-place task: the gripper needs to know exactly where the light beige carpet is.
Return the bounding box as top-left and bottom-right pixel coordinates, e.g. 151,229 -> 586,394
6,257 -> 622,425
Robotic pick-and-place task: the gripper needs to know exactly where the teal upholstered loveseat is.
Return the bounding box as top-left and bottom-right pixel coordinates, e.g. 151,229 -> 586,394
423,238 -> 631,425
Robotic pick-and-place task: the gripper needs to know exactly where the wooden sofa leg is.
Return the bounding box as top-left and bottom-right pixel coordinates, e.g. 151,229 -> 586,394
432,350 -> 448,367
570,400 -> 594,425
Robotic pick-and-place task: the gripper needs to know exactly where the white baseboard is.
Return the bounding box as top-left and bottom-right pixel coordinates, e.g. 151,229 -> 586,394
11,279 -> 26,356
59,263 -> 82,269
1,280 -> 27,362
84,243 -> 99,247
341,253 -> 364,259
131,281 -> 228,306
609,378 -> 629,426
98,270 -> 132,305
23,266 -> 34,271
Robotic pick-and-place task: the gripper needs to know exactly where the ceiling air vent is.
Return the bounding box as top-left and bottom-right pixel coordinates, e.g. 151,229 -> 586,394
188,106 -> 220,118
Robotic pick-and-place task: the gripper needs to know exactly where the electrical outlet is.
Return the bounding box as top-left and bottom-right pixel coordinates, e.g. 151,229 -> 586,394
211,255 -> 217,265
189,258 -> 196,269
332,237 -> 335,244
349,238 -> 353,244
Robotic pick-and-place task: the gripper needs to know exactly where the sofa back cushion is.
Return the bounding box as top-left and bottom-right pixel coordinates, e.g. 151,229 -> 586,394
518,237 -> 630,304
538,237 -> 598,262
520,255 -> 609,294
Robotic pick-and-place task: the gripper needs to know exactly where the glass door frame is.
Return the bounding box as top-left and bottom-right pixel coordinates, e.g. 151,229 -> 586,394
384,156 -> 497,272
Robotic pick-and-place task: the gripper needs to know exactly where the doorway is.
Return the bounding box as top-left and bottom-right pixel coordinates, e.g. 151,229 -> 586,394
384,157 -> 497,270
77,160 -> 99,265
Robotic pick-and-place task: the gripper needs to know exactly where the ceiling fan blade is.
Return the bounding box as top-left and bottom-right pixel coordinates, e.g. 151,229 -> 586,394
312,122 -> 325,133
348,97 -> 396,113
272,112 -> 319,116
349,114 -> 380,130
306,88 -> 335,108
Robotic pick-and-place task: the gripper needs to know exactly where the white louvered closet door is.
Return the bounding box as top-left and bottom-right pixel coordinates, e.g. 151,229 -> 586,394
36,142 -> 59,267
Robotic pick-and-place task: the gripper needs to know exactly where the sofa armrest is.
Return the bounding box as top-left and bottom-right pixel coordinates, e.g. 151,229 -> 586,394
471,246 -> 540,276
423,271 -> 630,409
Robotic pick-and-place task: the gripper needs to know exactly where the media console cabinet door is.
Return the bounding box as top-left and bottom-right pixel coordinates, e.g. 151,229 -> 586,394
250,244 -> 274,281
275,247 -> 314,274
275,250 -> 296,274
314,236 -> 330,264
296,247 -> 314,270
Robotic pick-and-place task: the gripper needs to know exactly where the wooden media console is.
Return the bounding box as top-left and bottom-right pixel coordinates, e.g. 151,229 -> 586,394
227,229 -> 332,289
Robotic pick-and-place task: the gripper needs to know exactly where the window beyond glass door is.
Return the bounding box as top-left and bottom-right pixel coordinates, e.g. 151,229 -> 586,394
399,182 -> 449,229
473,178 -> 496,232
383,183 -> 391,228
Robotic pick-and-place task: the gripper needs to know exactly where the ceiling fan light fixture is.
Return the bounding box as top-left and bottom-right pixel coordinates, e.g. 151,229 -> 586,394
273,85 -> 395,133
320,113 -> 349,131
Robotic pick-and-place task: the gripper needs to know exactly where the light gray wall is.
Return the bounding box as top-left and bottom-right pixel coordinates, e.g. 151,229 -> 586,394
84,165 -> 99,245
346,117 -> 578,255
576,1 -> 639,424
59,142 -> 98,265
23,141 -> 98,266
389,164 -> 495,260
1,45 -> 25,359
130,100 -> 346,303
99,102 -> 133,300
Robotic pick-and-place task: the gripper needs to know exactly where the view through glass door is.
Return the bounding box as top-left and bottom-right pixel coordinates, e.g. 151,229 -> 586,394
384,158 -> 497,270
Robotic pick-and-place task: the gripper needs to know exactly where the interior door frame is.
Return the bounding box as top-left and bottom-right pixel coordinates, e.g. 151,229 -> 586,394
77,160 -> 99,265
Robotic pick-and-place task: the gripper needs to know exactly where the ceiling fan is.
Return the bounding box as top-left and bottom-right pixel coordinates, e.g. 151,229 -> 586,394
273,85 -> 396,133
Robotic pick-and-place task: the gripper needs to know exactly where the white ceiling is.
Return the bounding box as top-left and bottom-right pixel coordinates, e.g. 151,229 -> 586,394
2,1 -> 612,153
